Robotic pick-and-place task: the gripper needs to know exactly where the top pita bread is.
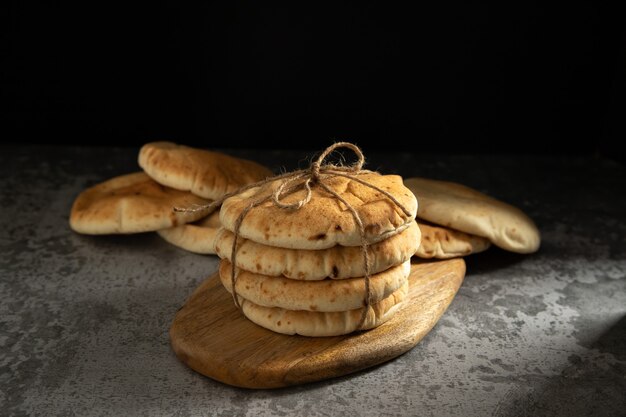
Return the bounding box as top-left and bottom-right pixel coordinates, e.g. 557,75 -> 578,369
138,141 -> 273,200
404,177 -> 540,253
70,172 -> 210,234
220,173 -> 417,250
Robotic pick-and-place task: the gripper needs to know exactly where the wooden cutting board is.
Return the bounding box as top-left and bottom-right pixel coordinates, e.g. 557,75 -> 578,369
170,258 -> 465,389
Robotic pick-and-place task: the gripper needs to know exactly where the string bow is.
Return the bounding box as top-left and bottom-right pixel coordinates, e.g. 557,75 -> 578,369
179,142 -> 414,331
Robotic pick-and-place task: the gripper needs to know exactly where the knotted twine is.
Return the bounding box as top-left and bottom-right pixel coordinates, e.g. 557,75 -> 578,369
177,142 -> 414,331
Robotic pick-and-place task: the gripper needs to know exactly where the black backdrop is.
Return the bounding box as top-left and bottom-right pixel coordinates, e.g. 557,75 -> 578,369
2,2 -> 624,155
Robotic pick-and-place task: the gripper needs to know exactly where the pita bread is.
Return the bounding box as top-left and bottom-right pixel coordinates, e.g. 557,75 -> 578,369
157,210 -> 221,254
219,259 -> 410,312
138,141 -> 273,200
235,281 -> 408,337
404,177 -> 540,254
415,220 -> 491,259
70,172 -> 210,234
220,173 -> 417,250
214,221 -> 420,279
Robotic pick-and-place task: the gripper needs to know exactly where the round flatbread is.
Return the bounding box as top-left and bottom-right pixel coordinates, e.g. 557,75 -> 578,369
157,210 -> 221,254
219,259 -> 410,312
220,173 -> 417,250
138,141 -> 273,200
415,220 -> 491,259
235,281 -> 409,337
404,177 -> 540,254
214,221 -> 420,279
69,172 -> 210,234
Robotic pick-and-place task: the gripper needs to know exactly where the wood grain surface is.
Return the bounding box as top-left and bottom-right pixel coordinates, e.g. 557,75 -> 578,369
170,258 -> 466,389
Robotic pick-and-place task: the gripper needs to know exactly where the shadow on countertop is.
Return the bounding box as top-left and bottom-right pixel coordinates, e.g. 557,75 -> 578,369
493,316 -> 626,417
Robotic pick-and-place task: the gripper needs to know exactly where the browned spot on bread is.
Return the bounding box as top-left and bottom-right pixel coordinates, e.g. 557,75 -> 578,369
309,233 -> 327,241
331,265 -> 339,278
335,224 -> 342,231
309,305 -> 318,311
277,321 -> 281,326
364,223 -> 382,235
255,263 -> 262,271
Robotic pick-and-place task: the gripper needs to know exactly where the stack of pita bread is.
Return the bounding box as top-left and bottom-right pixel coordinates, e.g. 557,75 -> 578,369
405,177 -> 540,258
69,141 -> 272,253
213,172 -> 420,337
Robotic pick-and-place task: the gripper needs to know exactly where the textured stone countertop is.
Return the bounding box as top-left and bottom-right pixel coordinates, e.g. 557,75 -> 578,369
1,145 -> 625,417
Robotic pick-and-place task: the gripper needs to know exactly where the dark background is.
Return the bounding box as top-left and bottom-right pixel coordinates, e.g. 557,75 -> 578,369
1,2 -> 625,156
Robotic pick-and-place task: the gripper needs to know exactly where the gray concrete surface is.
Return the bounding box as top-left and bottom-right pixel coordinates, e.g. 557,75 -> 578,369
1,145 -> 625,417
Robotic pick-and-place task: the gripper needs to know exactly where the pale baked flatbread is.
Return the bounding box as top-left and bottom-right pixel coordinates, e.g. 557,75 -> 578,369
236,281 -> 409,337
219,259 -> 410,312
70,172 -> 210,234
415,220 -> 491,259
404,177 -> 540,254
220,173 -> 417,250
138,141 -> 273,200
157,210 -> 221,254
214,220 -> 420,279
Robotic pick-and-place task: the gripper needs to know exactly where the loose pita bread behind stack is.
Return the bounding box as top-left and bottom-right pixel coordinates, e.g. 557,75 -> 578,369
404,177 -> 540,254
138,141 -> 274,254
70,172 -> 210,234
69,142 -> 273,251
138,141 -> 273,200
157,210 -> 221,254
415,220 -> 491,259
216,170 -> 418,336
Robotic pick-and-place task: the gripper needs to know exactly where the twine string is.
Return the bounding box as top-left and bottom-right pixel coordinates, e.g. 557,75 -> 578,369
175,142 -> 413,331
229,193 -> 273,309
